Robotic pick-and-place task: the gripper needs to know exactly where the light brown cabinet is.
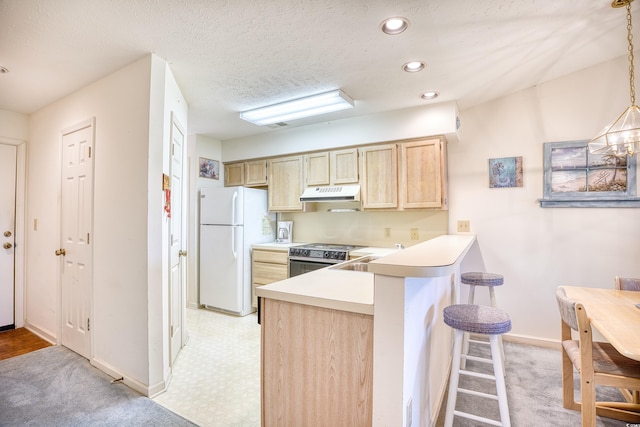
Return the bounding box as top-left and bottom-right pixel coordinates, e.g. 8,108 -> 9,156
268,155 -> 305,211
251,248 -> 288,308
224,162 -> 244,186
305,152 -> 330,186
261,299 -> 373,425
400,138 -> 447,209
244,159 -> 268,186
330,148 -> 359,184
360,144 -> 398,209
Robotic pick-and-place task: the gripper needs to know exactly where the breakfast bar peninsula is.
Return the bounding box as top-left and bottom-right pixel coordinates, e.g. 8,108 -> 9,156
255,234 -> 476,426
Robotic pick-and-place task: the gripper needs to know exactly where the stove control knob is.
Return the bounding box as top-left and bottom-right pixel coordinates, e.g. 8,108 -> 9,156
303,250 -> 310,257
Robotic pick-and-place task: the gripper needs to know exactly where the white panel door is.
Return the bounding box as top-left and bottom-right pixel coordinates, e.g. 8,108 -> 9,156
169,114 -> 186,365
60,120 -> 94,359
0,144 -> 16,329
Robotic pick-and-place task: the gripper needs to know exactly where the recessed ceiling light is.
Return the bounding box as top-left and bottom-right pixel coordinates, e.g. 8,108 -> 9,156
380,17 -> 410,35
403,61 -> 425,73
420,91 -> 439,100
0,66 -> 8,74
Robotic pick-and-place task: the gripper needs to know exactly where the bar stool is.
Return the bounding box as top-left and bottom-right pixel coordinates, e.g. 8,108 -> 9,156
460,272 -> 505,365
443,304 -> 512,427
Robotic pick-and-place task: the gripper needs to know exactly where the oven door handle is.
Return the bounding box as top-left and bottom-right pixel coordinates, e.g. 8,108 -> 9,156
288,256 -> 340,264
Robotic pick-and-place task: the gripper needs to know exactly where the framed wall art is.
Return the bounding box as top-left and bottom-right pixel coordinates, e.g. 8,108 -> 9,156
538,140 -> 640,207
489,156 -> 523,188
199,157 -> 219,180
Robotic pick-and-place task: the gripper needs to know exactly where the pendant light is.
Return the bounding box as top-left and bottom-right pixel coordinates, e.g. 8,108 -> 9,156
588,0 -> 640,156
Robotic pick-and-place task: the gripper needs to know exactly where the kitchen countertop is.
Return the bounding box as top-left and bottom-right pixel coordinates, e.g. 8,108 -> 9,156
251,241 -> 308,250
255,234 -> 476,315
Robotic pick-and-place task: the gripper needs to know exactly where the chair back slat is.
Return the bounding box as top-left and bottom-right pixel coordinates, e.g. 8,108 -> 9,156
556,286 -> 578,331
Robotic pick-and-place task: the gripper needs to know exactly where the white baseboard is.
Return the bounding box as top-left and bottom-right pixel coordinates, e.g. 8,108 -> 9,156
503,333 -> 560,350
23,322 -> 56,345
90,357 -> 165,397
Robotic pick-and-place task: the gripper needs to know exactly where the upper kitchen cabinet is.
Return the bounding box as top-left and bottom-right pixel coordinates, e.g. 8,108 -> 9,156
305,148 -> 359,187
244,159 -> 268,187
330,148 -> 359,184
224,162 -> 244,186
305,152 -> 330,186
399,138 -> 447,209
268,155 -> 305,211
360,144 -> 398,209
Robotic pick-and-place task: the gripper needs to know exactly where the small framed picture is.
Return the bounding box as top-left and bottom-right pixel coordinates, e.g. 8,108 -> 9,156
489,156 -> 523,188
199,157 -> 219,180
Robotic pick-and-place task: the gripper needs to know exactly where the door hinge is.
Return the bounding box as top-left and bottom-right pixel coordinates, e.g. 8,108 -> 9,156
87,233 -> 90,244
89,147 -> 92,158
87,318 -> 90,331
170,325 -> 174,337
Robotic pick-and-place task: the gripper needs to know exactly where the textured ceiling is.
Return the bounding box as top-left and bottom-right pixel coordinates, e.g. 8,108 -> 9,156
0,0 -> 632,141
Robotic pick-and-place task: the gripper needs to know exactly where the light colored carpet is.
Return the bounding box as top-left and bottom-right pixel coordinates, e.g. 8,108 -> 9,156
0,346 -> 196,427
436,340 -> 630,426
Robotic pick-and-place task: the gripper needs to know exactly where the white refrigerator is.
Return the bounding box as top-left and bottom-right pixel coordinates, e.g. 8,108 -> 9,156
199,186 -> 274,316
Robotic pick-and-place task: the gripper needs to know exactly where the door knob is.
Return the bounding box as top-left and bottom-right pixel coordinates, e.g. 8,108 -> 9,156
179,250 -> 187,257
3,231 -> 11,237
3,242 -> 11,249
55,248 -> 66,256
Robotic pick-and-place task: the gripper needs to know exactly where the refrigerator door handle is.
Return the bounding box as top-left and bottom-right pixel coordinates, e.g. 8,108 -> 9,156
232,191 -> 238,224
232,227 -> 238,259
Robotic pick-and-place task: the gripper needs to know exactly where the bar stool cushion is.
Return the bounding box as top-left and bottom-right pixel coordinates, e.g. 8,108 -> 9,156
461,272 -> 504,287
444,304 -> 511,335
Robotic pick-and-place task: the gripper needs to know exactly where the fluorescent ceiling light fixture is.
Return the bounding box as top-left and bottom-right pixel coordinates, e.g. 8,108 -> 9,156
380,17 -> 410,35
240,90 -> 354,126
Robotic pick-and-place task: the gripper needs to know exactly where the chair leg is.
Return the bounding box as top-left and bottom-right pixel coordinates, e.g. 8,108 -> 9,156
445,329 -> 464,427
490,334 -> 511,427
581,369 -> 596,427
561,346 -> 579,410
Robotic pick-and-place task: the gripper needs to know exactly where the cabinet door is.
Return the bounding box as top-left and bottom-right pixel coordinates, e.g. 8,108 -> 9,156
268,156 -> 304,211
400,138 -> 444,209
224,163 -> 244,186
360,144 -> 398,209
306,152 -> 330,186
330,148 -> 359,184
245,160 -> 268,186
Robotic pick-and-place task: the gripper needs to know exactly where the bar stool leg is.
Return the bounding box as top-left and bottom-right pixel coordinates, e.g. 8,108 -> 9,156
490,334 -> 511,427
445,329 -> 464,427
460,287 -> 476,369
489,286 -> 506,367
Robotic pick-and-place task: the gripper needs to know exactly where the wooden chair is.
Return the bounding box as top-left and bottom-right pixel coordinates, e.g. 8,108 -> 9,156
556,286 -> 640,426
613,276 -> 640,405
614,276 -> 640,292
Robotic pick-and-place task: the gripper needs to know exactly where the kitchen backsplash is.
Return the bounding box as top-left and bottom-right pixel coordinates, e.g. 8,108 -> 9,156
280,207 -> 448,247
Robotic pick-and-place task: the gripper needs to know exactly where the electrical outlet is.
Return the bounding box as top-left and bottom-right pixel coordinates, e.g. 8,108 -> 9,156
410,228 -> 419,240
457,220 -> 470,232
384,227 -> 391,238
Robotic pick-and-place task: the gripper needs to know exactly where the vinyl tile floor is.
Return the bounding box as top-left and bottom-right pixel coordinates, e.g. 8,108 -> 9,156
153,307 -> 261,427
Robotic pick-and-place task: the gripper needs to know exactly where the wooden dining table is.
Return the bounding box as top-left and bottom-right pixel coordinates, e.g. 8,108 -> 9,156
562,286 -> 640,361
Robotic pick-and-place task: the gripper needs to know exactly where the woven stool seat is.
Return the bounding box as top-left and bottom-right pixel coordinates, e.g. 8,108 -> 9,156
461,272 -> 504,287
444,304 -> 511,335
443,304 -> 512,427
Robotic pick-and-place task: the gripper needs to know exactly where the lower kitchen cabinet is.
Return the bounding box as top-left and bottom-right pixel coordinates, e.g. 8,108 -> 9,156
251,248 -> 288,308
260,298 -> 373,425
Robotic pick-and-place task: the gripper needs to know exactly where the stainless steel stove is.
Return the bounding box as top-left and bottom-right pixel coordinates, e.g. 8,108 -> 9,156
288,243 -> 365,276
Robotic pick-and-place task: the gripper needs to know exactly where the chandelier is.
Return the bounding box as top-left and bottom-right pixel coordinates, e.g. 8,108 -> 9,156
588,0 -> 640,157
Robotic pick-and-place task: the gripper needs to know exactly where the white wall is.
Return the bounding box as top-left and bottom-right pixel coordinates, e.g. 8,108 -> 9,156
0,109 -> 29,141
448,54 -> 640,344
27,54 -> 185,394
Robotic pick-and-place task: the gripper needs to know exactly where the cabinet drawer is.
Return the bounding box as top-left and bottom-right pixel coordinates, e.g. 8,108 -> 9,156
253,250 -> 288,264
253,262 -> 289,284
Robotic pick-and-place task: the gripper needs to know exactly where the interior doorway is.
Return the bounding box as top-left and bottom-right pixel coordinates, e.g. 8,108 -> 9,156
0,144 -> 17,330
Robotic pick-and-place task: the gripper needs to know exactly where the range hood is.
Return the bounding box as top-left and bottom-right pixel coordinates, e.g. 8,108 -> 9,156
299,185 -> 361,202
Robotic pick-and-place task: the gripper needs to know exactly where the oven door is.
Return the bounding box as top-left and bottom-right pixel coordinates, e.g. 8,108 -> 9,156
289,258 -> 334,277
